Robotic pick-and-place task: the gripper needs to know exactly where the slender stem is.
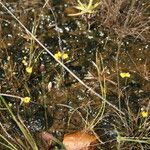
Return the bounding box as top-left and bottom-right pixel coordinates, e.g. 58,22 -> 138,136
118,136 -> 150,144
0,93 -> 22,99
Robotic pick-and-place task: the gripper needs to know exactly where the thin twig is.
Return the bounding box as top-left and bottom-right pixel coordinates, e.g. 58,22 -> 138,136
0,93 -> 22,99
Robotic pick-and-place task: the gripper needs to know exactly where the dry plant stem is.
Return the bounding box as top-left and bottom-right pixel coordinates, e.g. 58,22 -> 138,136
116,39 -> 122,111
0,123 -> 19,150
49,5 -> 66,83
0,123 -> 25,150
89,54 -> 106,128
118,136 -> 150,145
0,135 -> 18,150
123,0 -> 136,28
0,122 -> 16,144
0,93 -> 22,99
0,2 -> 124,115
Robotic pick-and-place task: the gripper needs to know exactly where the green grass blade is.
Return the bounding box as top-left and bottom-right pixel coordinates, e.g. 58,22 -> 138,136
0,96 -> 38,150
0,134 -> 18,150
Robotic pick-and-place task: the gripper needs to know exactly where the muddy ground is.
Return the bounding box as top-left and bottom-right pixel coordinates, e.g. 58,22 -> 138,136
0,0 -> 150,150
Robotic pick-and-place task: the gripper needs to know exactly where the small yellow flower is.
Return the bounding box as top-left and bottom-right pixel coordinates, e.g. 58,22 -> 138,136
141,111 -> 148,118
120,72 -> 131,78
54,51 -> 62,59
62,53 -> 69,59
26,66 -> 33,74
21,97 -> 31,103
54,51 -> 68,60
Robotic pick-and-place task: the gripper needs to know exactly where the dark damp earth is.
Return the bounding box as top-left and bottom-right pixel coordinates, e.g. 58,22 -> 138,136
0,0 -> 150,150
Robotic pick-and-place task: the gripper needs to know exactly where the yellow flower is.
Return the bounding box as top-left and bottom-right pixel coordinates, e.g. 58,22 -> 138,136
21,97 -> 31,103
26,66 -> 33,74
141,111 -> 148,118
62,53 -> 69,59
120,72 -> 131,78
54,51 -> 62,59
54,51 -> 68,60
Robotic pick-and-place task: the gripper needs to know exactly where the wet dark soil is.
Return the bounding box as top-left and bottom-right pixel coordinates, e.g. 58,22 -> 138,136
0,0 -> 150,150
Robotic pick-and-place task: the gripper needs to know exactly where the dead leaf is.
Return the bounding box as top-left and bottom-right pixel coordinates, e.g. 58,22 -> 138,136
63,130 -> 99,150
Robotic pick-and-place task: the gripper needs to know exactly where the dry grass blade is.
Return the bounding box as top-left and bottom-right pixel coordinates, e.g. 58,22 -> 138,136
0,134 -> 18,150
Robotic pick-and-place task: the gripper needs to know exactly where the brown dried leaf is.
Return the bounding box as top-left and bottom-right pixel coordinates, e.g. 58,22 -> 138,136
63,130 -> 98,150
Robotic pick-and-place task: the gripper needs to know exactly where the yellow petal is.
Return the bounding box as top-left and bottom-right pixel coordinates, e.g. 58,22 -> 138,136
57,51 -> 62,57
120,72 -> 131,78
54,51 -> 62,59
54,54 -> 59,59
26,67 -> 33,74
62,53 -> 69,59
21,97 -> 31,103
141,111 -> 148,118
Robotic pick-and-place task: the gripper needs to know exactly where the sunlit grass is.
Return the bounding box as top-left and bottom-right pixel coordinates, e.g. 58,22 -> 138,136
68,0 -> 101,16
